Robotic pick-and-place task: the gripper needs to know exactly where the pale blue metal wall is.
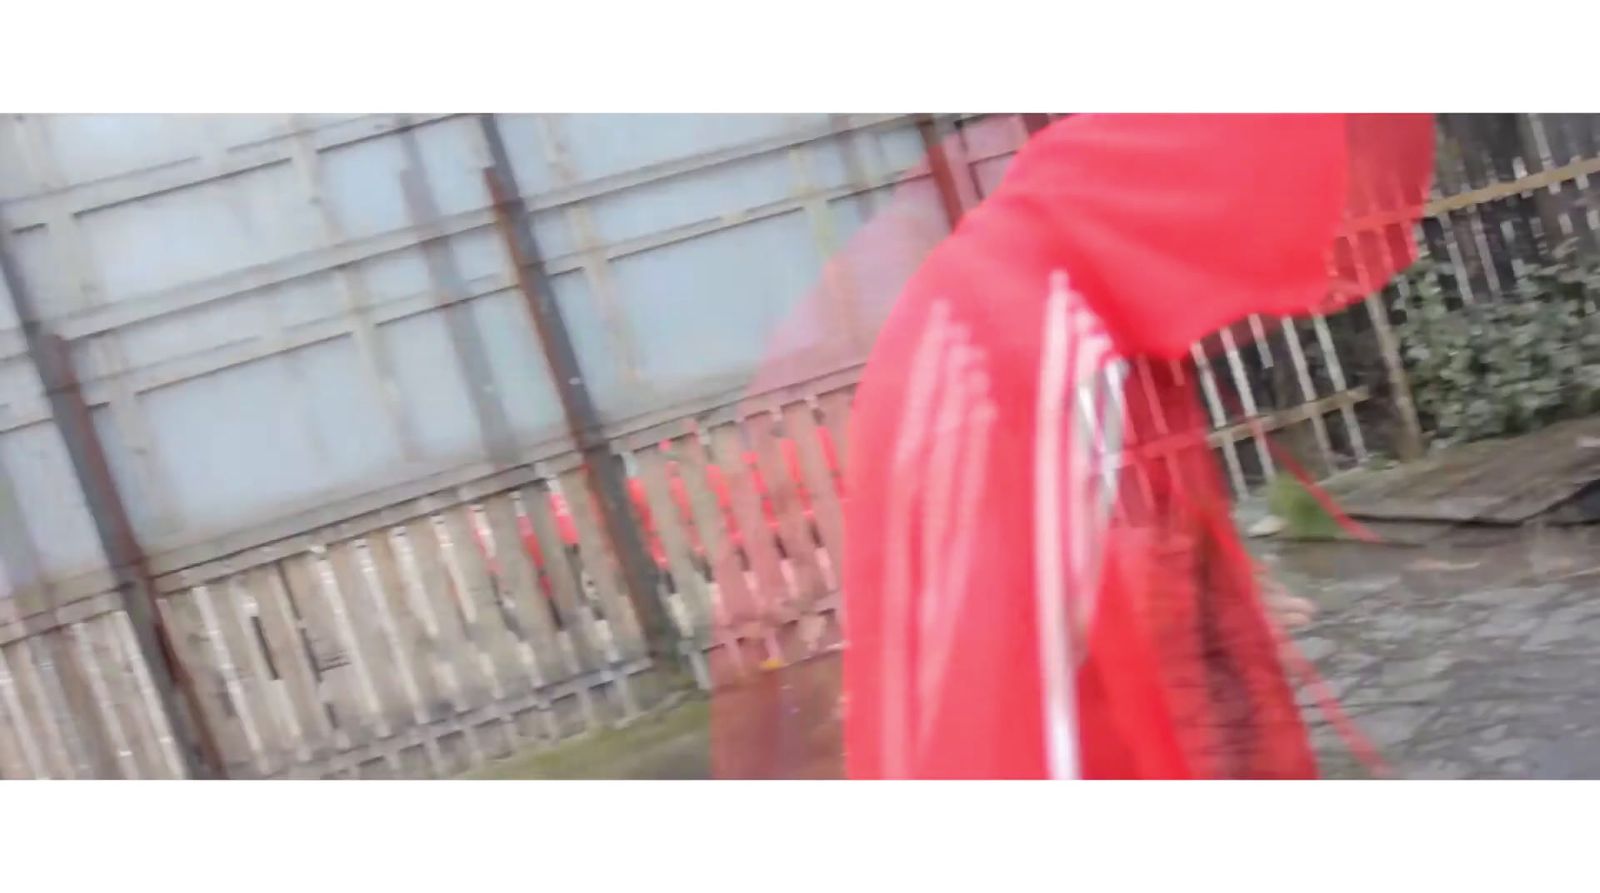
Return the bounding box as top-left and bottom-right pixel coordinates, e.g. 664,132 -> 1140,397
0,113 -> 1029,592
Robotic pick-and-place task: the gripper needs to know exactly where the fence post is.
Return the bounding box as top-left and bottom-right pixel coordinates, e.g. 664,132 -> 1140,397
0,227 -> 220,779
475,115 -> 685,686
917,115 -> 969,229
1364,295 -> 1425,461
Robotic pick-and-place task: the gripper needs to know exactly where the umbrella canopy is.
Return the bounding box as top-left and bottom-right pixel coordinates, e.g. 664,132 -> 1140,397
835,114 -> 1434,778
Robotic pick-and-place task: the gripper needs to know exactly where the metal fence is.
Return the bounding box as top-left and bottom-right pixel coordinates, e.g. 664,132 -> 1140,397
0,113 -> 1591,778
0,113 -> 1022,777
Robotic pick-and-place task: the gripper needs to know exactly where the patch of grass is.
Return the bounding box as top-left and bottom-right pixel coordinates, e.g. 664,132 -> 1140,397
464,696 -> 711,780
1267,474 -> 1342,540
461,656 -> 846,780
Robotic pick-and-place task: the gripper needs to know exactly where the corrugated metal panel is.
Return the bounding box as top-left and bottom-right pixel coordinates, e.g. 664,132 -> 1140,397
0,113 -> 1026,579
554,114 -> 827,181
0,266 -> 109,589
463,286 -> 567,442
607,210 -> 821,415
0,420 -> 108,583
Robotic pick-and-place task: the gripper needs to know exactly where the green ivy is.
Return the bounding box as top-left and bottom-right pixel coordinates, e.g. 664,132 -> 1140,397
1395,243 -> 1600,446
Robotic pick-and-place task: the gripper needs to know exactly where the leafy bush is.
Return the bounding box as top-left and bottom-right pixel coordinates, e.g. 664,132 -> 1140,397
1395,244 -> 1600,446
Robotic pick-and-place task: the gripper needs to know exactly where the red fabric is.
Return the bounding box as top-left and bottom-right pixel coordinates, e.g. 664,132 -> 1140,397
840,114 -> 1434,779
982,114 -> 1433,359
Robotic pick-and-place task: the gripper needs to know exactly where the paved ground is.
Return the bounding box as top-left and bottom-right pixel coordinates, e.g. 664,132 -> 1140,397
1267,523 -> 1600,779
472,519 -> 1600,780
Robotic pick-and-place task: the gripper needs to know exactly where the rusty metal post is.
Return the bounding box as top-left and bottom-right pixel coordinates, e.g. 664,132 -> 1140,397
917,115 -> 969,230
475,114 -> 684,679
1020,114 -> 1052,136
0,227 -> 220,779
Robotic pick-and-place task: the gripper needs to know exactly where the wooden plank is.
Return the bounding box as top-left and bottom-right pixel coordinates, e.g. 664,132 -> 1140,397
393,520 -> 490,768
0,660 -> 32,777
221,574 -> 307,769
365,529 -> 450,722
245,564 -> 333,761
555,468 -> 646,662
109,610 -> 187,777
325,540 -> 409,735
747,409 -> 828,606
816,388 -> 854,484
278,552 -> 367,750
518,482 -> 607,725
68,618 -> 142,778
672,432 -> 760,631
781,401 -> 845,592
551,469 -> 641,719
1276,319 -> 1337,473
1425,208 -> 1481,305
192,584 -> 275,776
1189,343 -> 1249,496
1533,115 -> 1599,250
4,638 -> 78,777
1436,126 -> 1498,302
1337,213 -> 1424,462
478,493 -> 565,685
84,613 -> 168,779
1332,416 -> 1600,524
709,423 -> 792,620
1099,363 -> 1157,518
1478,117 -> 1545,268
136,360 -> 861,597
436,506 -> 531,700
156,592 -> 251,776
518,482 -> 605,675
1309,314 -> 1368,463
399,516 -> 494,713
1216,326 -> 1276,482
347,537 -> 442,773
47,627 -> 120,776
274,657 -> 653,780
1340,148 -> 1600,235
632,444 -> 720,688
146,452 -> 565,591
1450,116 -> 1523,288
633,444 -> 715,637
0,638 -> 47,777
1527,116 -> 1591,249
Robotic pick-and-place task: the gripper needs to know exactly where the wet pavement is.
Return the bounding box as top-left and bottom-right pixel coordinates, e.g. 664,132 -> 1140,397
743,518 -> 1600,780
1265,522 -> 1600,779
481,516 -> 1600,780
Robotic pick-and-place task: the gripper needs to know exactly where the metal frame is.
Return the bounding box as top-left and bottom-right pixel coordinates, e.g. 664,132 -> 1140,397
476,115 -> 681,674
0,225 -> 218,778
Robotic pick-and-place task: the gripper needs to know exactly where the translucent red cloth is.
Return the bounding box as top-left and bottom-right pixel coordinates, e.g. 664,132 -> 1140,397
718,114 -> 1435,779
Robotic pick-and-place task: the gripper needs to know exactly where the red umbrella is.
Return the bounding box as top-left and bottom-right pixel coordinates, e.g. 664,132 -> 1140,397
834,114 -> 1434,779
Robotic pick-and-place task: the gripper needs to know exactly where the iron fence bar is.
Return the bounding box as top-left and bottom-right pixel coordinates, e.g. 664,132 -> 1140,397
0,226 -> 219,779
917,114 -> 969,229
475,114 -> 683,678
